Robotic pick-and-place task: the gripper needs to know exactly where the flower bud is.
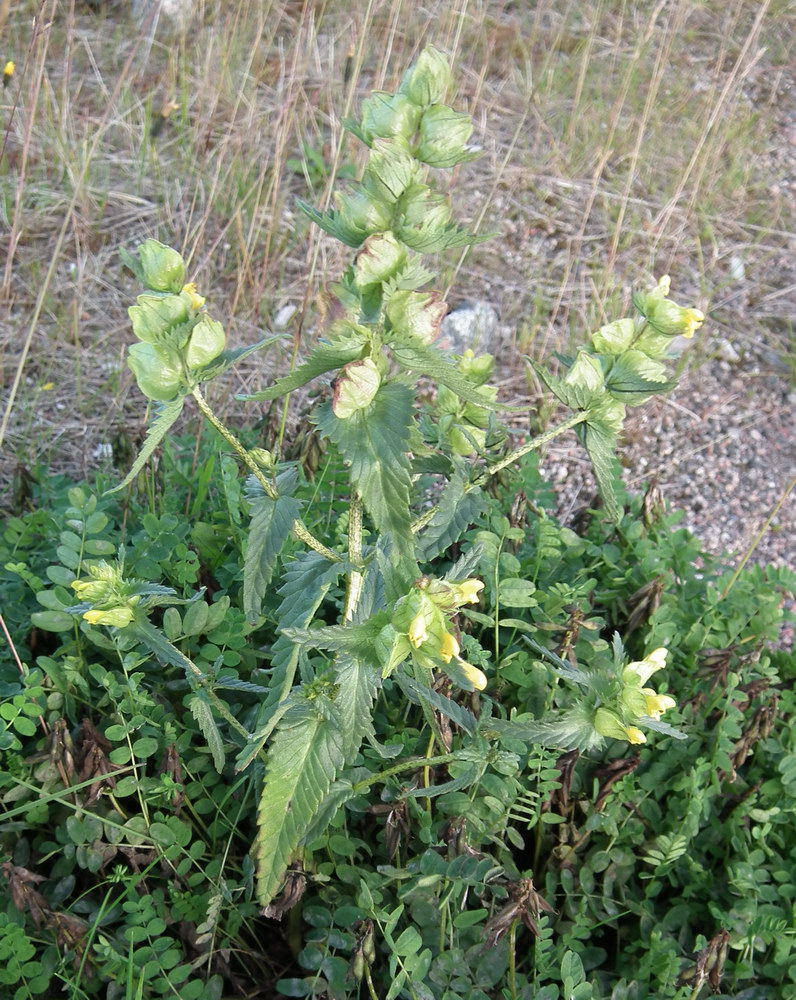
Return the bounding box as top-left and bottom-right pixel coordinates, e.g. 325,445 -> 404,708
184,316 -> 226,370
332,358 -> 381,419
416,105 -> 474,168
386,290 -> 448,344
128,342 -> 182,401
360,92 -> 422,143
353,232 -> 407,289
624,726 -> 647,745
129,294 -> 190,346
83,607 -> 135,628
137,240 -> 186,293
399,46 -> 452,107
249,448 -> 274,469
71,579 -> 112,602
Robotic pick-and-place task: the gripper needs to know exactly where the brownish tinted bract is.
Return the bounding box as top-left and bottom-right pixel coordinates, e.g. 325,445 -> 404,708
263,863 -> 307,920
482,877 -> 555,949
159,743 -> 186,813
77,718 -> 120,806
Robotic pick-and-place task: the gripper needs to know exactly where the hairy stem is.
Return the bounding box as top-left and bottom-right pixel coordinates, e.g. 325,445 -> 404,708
343,492 -> 364,622
412,409 -> 588,534
191,386 -> 342,564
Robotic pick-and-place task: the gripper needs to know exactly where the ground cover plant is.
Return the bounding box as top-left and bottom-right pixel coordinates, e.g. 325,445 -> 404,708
2,39 -> 795,1000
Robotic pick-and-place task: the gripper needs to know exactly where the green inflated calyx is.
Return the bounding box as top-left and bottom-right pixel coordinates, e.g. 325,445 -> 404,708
416,105 -> 475,167
138,239 -> 186,293
399,45 -> 452,107
127,342 -> 182,401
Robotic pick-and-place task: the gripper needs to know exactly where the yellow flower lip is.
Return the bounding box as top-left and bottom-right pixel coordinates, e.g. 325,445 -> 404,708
459,661 -> 487,691
682,308 -> 704,338
624,726 -> 647,745
656,274 -> 671,296
408,611 -> 429,648
439,631 -> 459,663
181,282 -> 206,310
3,61 -> 14,77
624,647 -> 668,685
643,688 -> 677,720
453,578 -> 484,605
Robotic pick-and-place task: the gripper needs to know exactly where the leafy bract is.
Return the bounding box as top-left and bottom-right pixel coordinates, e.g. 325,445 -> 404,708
254,653 -> 379,907
580,419 -> 623,523
243,468 -> 303,624
106,398 -> 184,494
237,338 -> 367,402
236,553 -> 347,772
315,382 -> 416,587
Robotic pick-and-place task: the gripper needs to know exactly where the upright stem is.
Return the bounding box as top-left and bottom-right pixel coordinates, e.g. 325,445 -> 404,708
191,386 -> 343,564
343,492 -> 364,622
412,409 -> 588,534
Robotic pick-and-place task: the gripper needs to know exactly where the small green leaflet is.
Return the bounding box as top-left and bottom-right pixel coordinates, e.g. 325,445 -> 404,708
243,468 -> 303,624
106,398 -> 184,494
397,220 -> 493,253
296,199 -> 366,248
237,339 -> 367,402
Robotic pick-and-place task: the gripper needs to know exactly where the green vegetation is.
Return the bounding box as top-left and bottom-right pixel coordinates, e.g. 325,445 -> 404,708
1,11 -> 794,1000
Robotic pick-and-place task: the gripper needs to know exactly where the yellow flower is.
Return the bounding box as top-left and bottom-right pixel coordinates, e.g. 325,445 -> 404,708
41,382 -> 54,391
458,661 -> 488,691
624,647 -> 668,685
682,308 -> 704,338
3,61 -> 14,78
624,726 -> 647,745
83,607 -> 135,627
439,631 -> 460,663
408,611 -> 429,648
643,688 -> 676,720
452,578 -> 484,605
181,282 -> 206,310
655,274 -> 671,296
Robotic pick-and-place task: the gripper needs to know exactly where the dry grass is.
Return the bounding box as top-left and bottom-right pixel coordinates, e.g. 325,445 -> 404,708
1,0 -> 794,494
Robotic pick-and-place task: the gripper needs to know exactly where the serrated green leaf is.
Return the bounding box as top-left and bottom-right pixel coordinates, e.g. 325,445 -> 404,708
580,419 -> 623,523
315,383 -> 416,588
418,466 -> 486,560
391,338 -> 522,411
188,695 -> 225,772
237,339 -> 367,402
396,674 -> 476,735
236,554 -> 346,771
106,398 -> 184,494
254,653 -> 379,906
397,220 -> 494,253
243,469 -> 303,623
197,335 -> 283,383
296,199 -> 363,248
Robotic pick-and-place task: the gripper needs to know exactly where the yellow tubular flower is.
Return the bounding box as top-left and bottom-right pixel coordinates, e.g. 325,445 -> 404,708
624,647 -> 668,685
3,61 -> 14,78
682,308 -> 704,338
643,689 -> 677,720
624,726 -> 647,745
453,578 -> 484,605
83,607 -> 135,627
181,282 -> 206,310
408,611 -> 429,648
656,274 -> 671,296
439,631 -> 460,663
458,661 -> 488,691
